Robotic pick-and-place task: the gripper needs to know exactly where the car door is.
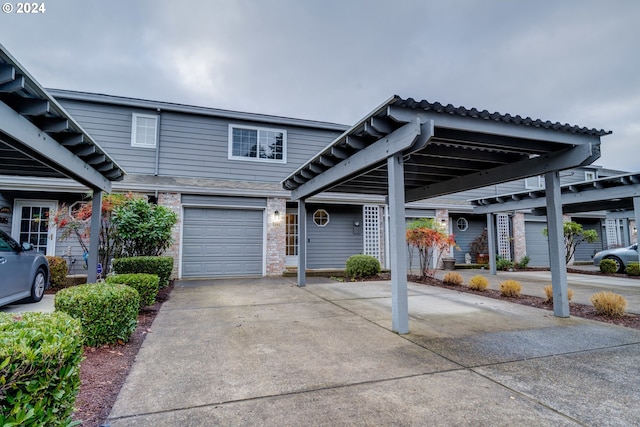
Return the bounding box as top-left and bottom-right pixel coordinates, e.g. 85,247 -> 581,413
0,231 -> 31,299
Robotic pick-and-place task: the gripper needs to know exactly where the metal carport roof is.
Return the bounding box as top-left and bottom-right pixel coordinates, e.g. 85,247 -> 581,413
283,95 -> 611,333
0,44 -> 126,282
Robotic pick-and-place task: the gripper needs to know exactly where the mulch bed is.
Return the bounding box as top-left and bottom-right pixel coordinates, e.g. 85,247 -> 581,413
71,283 -> 173,427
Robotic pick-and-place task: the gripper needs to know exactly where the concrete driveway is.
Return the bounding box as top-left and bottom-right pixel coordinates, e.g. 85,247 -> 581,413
106,276 -> 640,426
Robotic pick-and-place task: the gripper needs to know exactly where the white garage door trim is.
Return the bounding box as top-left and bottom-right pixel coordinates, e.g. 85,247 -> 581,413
179,204 -> 266,278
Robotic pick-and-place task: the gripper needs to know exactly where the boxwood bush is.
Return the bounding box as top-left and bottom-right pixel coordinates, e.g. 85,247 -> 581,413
54,283 -> 140,346
0,312 -> 83,427
45,256 -> 68,290
112,256 -> 173,288
345,254 -> 381,279
599,258 -> 618,274
625,262 -> 639,276
106,273 -> 159,309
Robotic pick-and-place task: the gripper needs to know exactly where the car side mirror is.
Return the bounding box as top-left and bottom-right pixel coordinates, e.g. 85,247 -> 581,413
21,242 -> 33,251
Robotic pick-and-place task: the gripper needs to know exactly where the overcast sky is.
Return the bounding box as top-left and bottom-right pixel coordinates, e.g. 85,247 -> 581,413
1,0 -> 638,171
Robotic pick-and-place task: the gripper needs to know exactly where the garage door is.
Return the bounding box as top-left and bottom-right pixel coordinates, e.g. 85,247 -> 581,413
525,221 -> 549,267
182,207 -> 263,278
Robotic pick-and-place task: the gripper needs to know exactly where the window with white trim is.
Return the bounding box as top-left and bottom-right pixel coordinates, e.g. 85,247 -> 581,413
229,125 -> 286,163
525,175 -> 545,189
584,171 -> 597,181
131,114 -> 158,148
313,209 -> 329,226
456,217 -> 469,232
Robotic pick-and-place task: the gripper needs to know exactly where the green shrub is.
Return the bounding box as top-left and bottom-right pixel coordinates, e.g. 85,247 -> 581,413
345,254 -> 381,279
468,275 -> 489,291
106,273 -> 159,309
0,312 -> 83,427
516,255 -> 530,269
443,272 -> 463,286
590,291 -> 627,317
112,256 -> 173,288
499,280 -> 522,297
46,256 -> 68,290
54,283 -> 140,346
599,259 -> 618,274
496,257 -> 514,271
625,262 -> 640,276
543,285 -> 573,302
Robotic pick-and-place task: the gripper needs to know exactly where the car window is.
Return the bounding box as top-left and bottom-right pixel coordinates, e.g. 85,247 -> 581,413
0,230 -> 20,252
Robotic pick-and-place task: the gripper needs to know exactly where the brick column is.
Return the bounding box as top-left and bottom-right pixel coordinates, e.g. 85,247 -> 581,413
158,192 -> 181,279
266,197 -> 286,275
435,208 -> 450,267
513,212 -> 526,262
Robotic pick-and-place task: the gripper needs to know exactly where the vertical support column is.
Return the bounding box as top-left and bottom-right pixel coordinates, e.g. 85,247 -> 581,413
487,213 -> 497,275
87,190 -> 102,283
634,196 -> 640,264
297,199 -> 307,287
545,171 -> 569,317
388,153 -> 409,334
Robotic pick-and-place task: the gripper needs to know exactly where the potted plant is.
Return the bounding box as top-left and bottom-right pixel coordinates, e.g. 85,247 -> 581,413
470,228 -> 489,264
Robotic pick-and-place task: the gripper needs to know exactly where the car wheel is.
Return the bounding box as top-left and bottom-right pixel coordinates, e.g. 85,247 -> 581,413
28,268 -> 47,303
605,256 -> 624,273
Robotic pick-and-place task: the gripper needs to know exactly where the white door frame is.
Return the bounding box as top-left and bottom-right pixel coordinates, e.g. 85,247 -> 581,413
12,199 -> 57,256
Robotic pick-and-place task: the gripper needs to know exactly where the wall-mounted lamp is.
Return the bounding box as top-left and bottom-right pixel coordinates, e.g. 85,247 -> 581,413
274,210 -> 281,225
354,221 -> 361,227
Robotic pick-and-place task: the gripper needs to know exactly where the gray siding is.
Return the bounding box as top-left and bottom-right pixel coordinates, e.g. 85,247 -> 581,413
182,194 -> 266,208
307,204 -> 362,269
57,99 -> 341,184
451,216 -> 486,264
573,218 -> 605,262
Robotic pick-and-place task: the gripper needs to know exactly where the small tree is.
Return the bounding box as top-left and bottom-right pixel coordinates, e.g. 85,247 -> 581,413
112,198 -> 177,257
51,193 -> 131,272
406,218 -> 457,278
543,221 -> 598,264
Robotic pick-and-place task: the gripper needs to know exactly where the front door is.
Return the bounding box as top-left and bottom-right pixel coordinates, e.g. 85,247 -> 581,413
12,200 -> 56,255
285,209 -> 298,267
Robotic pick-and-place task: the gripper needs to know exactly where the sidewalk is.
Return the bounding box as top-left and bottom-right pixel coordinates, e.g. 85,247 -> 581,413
105,277 -> 640,426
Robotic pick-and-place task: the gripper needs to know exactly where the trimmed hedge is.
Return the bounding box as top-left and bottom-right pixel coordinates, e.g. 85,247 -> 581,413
113,256 -> 173,288
45,256 -> 68,290
599,259 -> 618,274
106,273 -> 159,309
626,262 -> 639,276
54,283 -> 140,347
345,254 -> 381,279
0,312 -> 83,427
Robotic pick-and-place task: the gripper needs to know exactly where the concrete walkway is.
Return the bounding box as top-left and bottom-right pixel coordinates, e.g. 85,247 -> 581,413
106,276 -> 640,426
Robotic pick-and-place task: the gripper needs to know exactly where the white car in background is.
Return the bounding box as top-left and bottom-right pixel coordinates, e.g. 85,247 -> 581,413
593,244 -> 639,273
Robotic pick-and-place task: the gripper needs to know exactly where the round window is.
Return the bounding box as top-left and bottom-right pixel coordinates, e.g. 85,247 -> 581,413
313,209 -> 330,227
457,217 -> 469,232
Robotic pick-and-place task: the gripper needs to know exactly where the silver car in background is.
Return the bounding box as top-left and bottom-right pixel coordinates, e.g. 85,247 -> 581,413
593,244 -> 639,273
0,229 -> 50,307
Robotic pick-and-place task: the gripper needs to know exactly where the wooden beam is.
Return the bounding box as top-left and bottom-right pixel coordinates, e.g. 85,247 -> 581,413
0,75 -> 24,93
14,98 -> 49,116
0,64 -> 15,85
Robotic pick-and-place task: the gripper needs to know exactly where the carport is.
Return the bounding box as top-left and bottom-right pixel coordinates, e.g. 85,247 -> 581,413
471,171 -> 640,265
283,95 -> 610,333
0,44 -> 125,282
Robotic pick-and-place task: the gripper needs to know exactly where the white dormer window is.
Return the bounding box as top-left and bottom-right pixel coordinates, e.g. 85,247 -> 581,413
585,171 -> 597,181
228,125 -> 286,163
131,113 -> 158,148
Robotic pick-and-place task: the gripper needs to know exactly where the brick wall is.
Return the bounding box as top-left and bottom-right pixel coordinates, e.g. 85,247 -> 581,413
266,197 -> 286,275
158,192 -> 181,279
513,212 -> 526,262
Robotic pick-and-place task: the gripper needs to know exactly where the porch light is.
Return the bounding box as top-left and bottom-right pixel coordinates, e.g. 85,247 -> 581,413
274,210 -> 281,224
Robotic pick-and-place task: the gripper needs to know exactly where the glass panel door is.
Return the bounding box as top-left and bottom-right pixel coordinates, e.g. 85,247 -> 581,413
285,210 -> 298,267
12,200 -> 56,255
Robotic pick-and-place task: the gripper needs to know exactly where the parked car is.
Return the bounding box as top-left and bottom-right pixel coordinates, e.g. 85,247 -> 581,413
0,230 -> 49,307
593,244 -> 639,273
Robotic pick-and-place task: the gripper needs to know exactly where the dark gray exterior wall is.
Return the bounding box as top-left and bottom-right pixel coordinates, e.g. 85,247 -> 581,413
306,204 -> 363,269
451,215 -> 486,264
58,99 -> 343,184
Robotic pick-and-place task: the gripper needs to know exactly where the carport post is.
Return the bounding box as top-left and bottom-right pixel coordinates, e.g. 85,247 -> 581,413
487,213 -> 497,275
388,153 -> 409,334
297,199 -> 307,287
634,196 -> 640,264
87,190 -> 102,283
545,171 -> 570,317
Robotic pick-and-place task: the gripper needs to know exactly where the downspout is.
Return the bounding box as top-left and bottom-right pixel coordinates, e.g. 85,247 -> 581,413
154,108 -> 161,176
